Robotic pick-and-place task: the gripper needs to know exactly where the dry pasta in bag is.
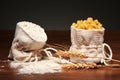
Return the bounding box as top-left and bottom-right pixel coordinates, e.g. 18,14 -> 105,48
70,17 -> 113,64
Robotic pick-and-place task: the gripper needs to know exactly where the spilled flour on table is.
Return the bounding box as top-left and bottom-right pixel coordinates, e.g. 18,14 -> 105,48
10,57 -> 72,74
10,58 -> 62,74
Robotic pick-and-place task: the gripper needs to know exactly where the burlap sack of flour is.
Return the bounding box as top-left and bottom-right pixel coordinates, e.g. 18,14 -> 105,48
70,26 -> 112,63
8,21 -> 47,62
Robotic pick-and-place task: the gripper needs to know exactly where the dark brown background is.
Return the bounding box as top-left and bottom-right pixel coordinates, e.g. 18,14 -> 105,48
0,0 -> 120,30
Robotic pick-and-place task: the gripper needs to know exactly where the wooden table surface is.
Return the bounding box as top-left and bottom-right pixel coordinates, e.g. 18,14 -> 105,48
0,30 -> 120,80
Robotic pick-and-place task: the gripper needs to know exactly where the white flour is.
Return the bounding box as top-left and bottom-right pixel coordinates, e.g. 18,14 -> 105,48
10,57 -> 71,74
10,58 -> 62,74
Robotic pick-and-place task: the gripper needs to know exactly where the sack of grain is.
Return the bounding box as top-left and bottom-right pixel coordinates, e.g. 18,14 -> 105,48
8,21 -> 47,62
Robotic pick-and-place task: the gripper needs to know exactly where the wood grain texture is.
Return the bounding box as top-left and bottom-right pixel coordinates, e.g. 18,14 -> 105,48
0,30 -> 120,80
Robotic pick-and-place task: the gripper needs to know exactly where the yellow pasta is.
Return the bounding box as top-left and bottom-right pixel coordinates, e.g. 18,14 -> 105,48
72,17 -> 103,30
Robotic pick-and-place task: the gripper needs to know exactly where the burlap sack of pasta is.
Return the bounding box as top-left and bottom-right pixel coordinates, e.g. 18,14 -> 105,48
70,17 -> 112,63
8,21 -> 47,62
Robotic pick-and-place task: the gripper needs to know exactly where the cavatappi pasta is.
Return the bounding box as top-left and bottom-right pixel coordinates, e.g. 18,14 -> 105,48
72,17 -> 103,30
